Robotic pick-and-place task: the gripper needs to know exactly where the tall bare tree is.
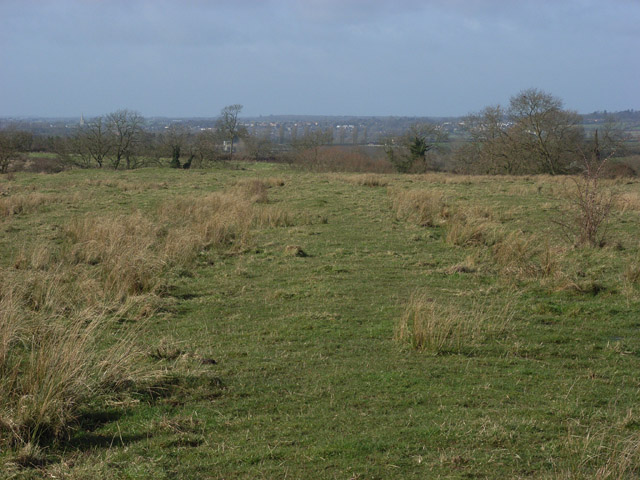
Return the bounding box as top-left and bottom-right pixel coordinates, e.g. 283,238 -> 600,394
507,88 -> 583,175
75,116 -> 112,168
460,105 -> 522,174
460,89 -> 584,175
217,104 -> 245,161
106,110 -> 145,169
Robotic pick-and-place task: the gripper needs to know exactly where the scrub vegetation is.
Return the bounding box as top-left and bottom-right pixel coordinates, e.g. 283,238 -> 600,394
1,162 -> 640,478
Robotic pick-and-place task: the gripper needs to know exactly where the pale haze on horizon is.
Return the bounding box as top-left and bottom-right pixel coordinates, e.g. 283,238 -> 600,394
1,0 -> 638,118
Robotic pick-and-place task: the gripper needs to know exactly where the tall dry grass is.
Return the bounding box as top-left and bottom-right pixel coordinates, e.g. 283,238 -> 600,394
444,212 -> 502,247
491,231 -> 559,279
0,192 -> 88,218
553,420 -> 640,479
0,181 -> 295,451
0,182 -> 294,452
1,193 -> 53,217
336,173 -> 389,187
391,189 -> 450,227
395,291 -> 513,354
0,275 -> 147,448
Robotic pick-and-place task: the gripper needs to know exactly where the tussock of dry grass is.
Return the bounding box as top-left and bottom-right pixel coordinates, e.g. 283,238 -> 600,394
554,421 -> 640,479
444,213 -> 501,247
491,231 -> 559,279
616,192 -> 640,212
0,192 -> 54,217
0,280 -> 148,448
0,191 -> 91,218
230,178 -> 270,203
391,189 -> 450,227
84,178 -> 169,192
339,174 -> 389,187
395,291 -> 513,354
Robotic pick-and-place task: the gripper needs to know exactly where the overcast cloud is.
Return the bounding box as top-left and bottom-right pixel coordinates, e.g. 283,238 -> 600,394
1,0 -> 638,117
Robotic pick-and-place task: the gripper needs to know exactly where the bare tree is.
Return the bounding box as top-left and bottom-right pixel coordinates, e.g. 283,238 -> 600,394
459,105 -> 522,174
0,128 -> 32,173
105,110 -> 145,169
508,88 -> 583,175
194,129 -> 224,167
75,116 -> 112,168
216,104 -> 245,161
459,89 -> 584,175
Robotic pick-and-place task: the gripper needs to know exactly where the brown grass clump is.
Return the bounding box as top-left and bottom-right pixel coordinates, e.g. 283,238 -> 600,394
0,192 -> 52,217
491,231 -> 558,279
0,181 -> 294,452
340,174 -> 389,187
616,192 -> 640,213
444,213 -> 500,247
395,291 -> 512,354
391,189 -> 449,227
64,213 -> 166,297
231,178 -> 270,203
554,422 -> 640,479
0,282 -> 147,448
254,206 -> 294,228
159,193 -> 254,251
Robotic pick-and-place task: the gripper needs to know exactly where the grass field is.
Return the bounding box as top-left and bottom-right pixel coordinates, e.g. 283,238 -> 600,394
2,164 -> 640,478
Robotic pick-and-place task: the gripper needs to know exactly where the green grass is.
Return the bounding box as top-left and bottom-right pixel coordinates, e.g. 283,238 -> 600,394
2,165 -> 640,478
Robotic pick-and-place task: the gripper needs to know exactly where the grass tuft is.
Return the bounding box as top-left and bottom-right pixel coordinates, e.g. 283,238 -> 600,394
394,291 -> 513,354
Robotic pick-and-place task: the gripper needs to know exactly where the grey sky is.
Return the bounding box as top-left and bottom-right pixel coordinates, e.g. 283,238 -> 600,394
1,0 -> 638,117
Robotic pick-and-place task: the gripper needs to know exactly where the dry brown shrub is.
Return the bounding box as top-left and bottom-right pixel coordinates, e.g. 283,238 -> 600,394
299,146 -> 393,173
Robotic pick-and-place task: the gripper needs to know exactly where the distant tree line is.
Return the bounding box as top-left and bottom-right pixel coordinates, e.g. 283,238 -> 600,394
0,91 -> 635,176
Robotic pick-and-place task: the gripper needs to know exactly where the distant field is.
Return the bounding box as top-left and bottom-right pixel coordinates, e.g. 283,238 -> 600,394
2,164 -> 640,478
